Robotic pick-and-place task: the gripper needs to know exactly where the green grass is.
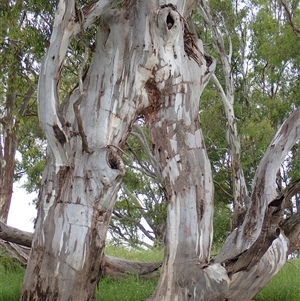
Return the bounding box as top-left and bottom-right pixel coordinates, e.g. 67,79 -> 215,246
255,258 -> 300,301
0,256 -> 25,301
95,245 -> 162,301
0,249 -> 299,301
96,276 -> 158,301
105,244 -> 163,262
0,247 -> 162,301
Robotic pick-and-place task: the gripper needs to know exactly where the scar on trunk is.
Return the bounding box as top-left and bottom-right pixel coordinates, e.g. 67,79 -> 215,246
142,78 -> 161,122
106,146 -> 125,176
52,124 -> 67,144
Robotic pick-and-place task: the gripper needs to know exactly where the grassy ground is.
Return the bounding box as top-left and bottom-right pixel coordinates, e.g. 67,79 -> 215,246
0,256 -> 24,301
0,248 -> 299,301
255,258 -> 300,301
0,247 -> 162,301
97,276 -> 158,301
96,245 -> 161,301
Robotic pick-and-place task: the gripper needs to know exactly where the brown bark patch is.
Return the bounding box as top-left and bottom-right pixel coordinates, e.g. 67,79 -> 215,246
56,166 -> 74,203
143,78 -> 162,122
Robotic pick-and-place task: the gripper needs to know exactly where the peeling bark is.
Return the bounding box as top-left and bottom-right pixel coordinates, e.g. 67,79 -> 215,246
143,3 -> 222,299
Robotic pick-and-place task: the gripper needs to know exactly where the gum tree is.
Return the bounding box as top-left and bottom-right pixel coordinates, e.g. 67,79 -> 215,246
20,1 -> 300,301
0,0 -> 53,223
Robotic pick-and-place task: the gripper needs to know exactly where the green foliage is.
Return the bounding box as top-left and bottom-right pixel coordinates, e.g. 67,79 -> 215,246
197,0 -> 300,251
105,244 -> 163,262
212,202 -> 231,253
0,0 -> 49,202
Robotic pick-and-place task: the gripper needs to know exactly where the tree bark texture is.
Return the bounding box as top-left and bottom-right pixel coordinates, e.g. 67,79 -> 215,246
19,1 -> 300,300
21,1 -> 198,300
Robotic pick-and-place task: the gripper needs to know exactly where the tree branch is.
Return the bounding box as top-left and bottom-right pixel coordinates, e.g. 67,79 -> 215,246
199,2 -> 249,219
216,107 -> 300,262
213,180 -> 233,199
18,86 -> 36,117
113,210 -> 155,242
131,124 -> 163,183
73,8 -> 93,154
38,0 -> 121,165
223,179 -> 300,274
281,210 -> 300,254
280,0 -> 300,37
0,221 -> 32,247
0,221 -> 162,279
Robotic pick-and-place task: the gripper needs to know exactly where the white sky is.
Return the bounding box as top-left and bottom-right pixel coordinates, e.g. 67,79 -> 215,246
7,182 -> 37,233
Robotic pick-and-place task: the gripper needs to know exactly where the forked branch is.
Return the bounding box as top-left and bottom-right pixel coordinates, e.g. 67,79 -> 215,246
223,179 -> 300,274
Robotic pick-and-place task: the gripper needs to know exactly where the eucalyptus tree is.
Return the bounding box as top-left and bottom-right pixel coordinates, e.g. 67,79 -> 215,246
0,0 -> 48,222
20,1 -> 300,301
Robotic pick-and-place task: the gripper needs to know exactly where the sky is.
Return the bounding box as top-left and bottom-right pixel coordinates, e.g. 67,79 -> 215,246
7,182 -> 37,233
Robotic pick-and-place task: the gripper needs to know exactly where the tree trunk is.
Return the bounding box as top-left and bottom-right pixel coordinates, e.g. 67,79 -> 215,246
19,1 -> 300,300
21,1 -> 175,299
0,87 -> 17,223
144,6 -> 227,296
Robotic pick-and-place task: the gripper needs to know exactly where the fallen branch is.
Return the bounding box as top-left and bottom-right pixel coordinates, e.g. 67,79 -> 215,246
0,222 -> 32,247
0,221 -> 162,279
